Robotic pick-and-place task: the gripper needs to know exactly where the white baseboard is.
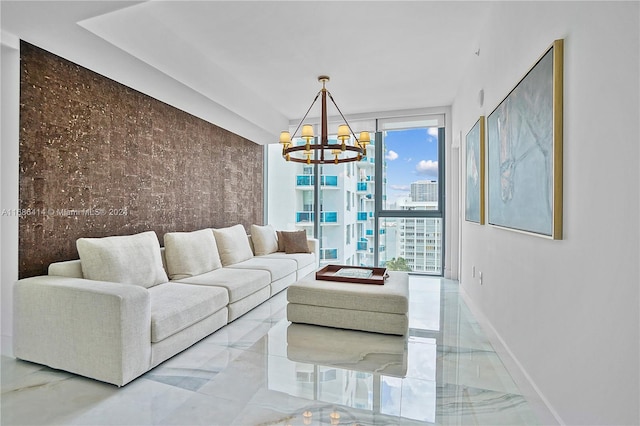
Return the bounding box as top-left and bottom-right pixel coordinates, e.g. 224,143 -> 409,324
458,284 -> 565,426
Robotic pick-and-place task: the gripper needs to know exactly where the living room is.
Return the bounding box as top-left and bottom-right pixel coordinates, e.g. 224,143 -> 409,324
1,1 -> 638,425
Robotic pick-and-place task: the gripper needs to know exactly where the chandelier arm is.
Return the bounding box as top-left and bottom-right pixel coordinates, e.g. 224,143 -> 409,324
327,91 -> 362,145
290,90 -> 322,139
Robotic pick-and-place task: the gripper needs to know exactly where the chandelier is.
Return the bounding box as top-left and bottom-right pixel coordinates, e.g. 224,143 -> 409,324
279,76 -> 370,164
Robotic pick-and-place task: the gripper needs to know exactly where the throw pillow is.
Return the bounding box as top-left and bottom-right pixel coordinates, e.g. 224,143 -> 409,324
280,230 -> 311,254
251,224 -> 278,256
276,231 -> 286,252
212,224 -> 254,266
164,229 -> 222,280
76,231 -> 168,288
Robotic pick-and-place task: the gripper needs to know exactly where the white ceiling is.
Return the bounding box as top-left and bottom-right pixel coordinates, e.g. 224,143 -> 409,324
1,1 -> 492,142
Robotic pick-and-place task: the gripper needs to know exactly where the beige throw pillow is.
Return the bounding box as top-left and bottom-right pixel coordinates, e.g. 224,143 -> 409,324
276,231 -> 286,252
280,230 -> 311,254
76,231 -> 168,288
164,229 -> 222,280
251,224 -> 279,256
212,224 -> 254,266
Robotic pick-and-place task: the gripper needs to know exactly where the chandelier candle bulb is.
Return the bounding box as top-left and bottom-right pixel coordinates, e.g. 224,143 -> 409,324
338,124 -> 350,140
279,131 -> 291,144
359,131 -> 371,155
280,131 -> 291,156
301,124 -> 314,140
332,149 -> 341,164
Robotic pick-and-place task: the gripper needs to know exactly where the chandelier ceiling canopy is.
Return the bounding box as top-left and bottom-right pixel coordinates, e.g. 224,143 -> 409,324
279,76 -> 369,164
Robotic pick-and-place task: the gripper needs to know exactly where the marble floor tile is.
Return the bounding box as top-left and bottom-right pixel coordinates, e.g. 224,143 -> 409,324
1,276 -> 541,425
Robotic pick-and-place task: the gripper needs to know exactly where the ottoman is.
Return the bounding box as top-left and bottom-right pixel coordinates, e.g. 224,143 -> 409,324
286,271 -> 409,335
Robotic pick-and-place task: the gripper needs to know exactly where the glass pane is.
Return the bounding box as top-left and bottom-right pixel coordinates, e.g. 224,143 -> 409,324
318,155 -> 343,265
355,133 -> 376,267
312,131 -> 375,267
382,127 -> 440,211
293,137 -> 316,235
379,217 -> 442,274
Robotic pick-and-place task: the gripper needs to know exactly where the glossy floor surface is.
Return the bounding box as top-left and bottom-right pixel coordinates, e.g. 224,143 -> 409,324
1,277 -> 539,425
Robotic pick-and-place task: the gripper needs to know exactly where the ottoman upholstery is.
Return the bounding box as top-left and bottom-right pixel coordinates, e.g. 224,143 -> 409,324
287,271 -> 409,335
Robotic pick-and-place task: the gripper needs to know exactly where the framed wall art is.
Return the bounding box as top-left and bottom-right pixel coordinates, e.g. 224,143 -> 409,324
465,116 -> 485,224
487,39 -> 563,239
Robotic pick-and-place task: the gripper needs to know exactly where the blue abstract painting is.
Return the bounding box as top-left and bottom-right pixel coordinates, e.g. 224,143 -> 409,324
465,117 -> 484,224
487,44 -> 560,237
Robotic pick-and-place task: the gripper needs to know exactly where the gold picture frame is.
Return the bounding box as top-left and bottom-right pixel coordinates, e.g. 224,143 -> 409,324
487,39 -> 563,239
465,116 -> 485,224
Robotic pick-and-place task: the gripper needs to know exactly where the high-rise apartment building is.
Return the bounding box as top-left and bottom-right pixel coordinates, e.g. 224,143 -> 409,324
290,139 -> 379,268
410,180 -> 438,202
394,187 -> 442,274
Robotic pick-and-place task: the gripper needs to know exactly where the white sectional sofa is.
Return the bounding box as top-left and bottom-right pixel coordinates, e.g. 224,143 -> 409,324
13,224 -> 318,386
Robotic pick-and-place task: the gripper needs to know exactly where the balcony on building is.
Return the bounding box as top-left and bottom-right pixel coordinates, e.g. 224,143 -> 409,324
295,211 -> 339,225
319,248 -> 339,261
296,175 -> 339,188
357,156 -> 375,167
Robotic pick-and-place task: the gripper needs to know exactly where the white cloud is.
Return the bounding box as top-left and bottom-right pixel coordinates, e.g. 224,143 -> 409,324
416,160 -> 438,175
386,150 -> 399,161
428,128 -> 439,138
390,184 -> 410,191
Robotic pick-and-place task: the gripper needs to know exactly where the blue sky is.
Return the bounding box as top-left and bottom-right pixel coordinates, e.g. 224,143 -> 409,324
383,127 -> 439,202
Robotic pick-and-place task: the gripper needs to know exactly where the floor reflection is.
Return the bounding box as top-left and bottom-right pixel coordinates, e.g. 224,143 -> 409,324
1,276 -> 540,425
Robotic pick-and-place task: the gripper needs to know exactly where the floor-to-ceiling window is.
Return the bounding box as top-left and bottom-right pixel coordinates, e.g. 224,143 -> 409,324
267,113 -> 445,275
376,116 -> 445,275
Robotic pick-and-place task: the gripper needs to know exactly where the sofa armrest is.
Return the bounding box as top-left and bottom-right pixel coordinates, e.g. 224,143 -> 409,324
307,238 -> 320,267
13,276 -> 151,386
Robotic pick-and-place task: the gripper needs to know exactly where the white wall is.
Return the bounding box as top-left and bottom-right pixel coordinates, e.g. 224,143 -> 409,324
453,2 -> 639,425
266,143 -> 299,232
1,33 -> 20,354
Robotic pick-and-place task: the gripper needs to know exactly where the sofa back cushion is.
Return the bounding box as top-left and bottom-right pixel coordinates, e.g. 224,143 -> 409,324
251,224 -> 279,256
213,224 -> 254,266
76,231 -> 168,288
163,229 -> 222,280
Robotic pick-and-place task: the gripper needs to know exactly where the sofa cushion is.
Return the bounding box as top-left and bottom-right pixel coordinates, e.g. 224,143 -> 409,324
250,224 -> 278,256
279,230 -> 311,254
213,225 -> 254,266
164,229 -> 222,280
148,283 -> 228,343
260,252 -> 316,270
173,267 -> 270,303
226,257 -> 297,282
76,231 -> 168,288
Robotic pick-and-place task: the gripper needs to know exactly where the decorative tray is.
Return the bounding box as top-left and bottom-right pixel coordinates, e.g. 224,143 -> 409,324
315,265 -> 388,285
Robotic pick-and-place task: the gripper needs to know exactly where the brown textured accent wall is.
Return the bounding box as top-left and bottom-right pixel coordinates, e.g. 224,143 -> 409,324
19,41 -> 264,278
